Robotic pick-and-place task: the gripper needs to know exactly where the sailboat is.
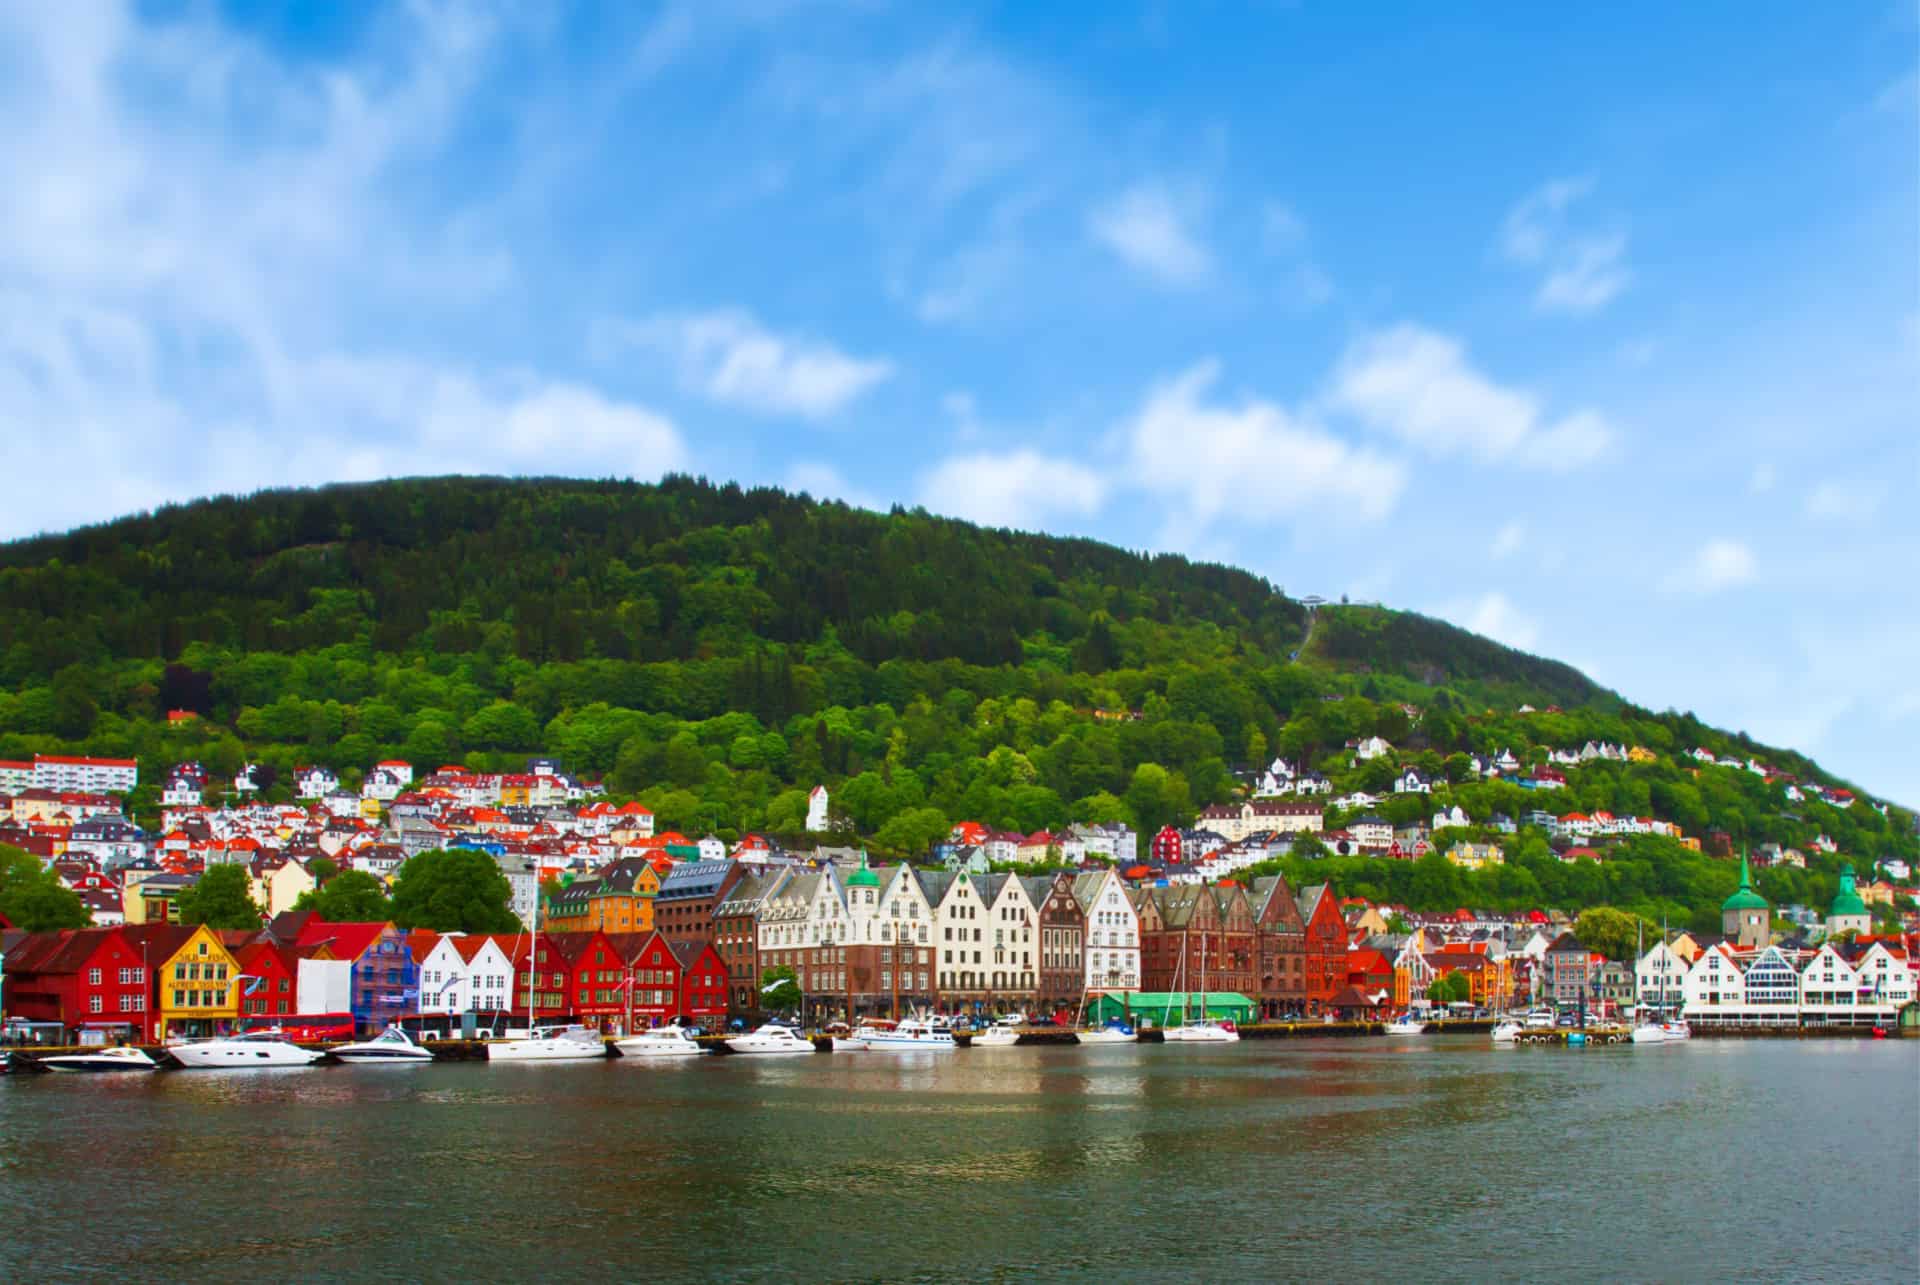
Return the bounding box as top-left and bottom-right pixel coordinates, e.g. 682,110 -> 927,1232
488,883 -> 606,1063
1161,926 -> 1238,1043
1630,914 -> 1691,1046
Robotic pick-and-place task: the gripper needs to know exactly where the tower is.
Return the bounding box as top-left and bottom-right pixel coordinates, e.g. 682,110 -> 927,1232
1720,854 -> 1770,950
1825,864 -> 1871,939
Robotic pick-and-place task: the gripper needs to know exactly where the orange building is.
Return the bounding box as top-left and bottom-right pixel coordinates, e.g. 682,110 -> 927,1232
543,856 -> 661,934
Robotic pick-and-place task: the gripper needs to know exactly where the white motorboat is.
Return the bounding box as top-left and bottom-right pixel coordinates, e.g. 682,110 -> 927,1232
1161,1020 -> 1240,1043
487,1025 -> 606,1062
40,1046 -> 161,1072
969,1020 -> 1020,1047
1385,1014 -> 1429,1036
1523,1009 -> 1557,1029
1490,1020 -> 1524,1043
1077,1023 -> 1137,1045
865,1016 -> 956,1049
615,1024 -> 706,1058
1630,1020 -> 1691,1045
169,1030 -> 326,1069
332,1026 -> 435,1064
725,1023 -> 816,1055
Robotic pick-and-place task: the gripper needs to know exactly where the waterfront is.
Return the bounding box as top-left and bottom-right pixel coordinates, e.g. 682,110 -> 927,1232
2,1039 -> 1915,1283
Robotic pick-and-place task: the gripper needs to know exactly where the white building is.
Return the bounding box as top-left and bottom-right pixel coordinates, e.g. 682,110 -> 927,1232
1352,736 -> 1393,762
1634,941 -> 1688,1012
32,755 -> 138,794
294,766 -> 339,799
1073,867 -> 1140,992
806,785 -> 831,832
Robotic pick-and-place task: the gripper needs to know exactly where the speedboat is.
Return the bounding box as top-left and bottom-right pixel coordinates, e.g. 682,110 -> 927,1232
1523,1009 -> 1556,1029
861,1016 -> 957,1050
1161,1019 -> 1239,1043
970,1019 -> 1021,1047
1077,1022 -> 1137,1045
332,1026 -> 435,1064
725,1023 -> 816,1055
1386,1014 -> 1429,1036
615,1024 -> 706,1058
40,1046 -> 161,1072
486,1025 -> 606,1062
170,1030 -> 326,1069
1630,1020 -> 1691,1045
1490,1020 -> 1524,1043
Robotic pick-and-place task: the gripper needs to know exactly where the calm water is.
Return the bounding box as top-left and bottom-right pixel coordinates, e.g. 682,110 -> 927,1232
3,1038 -> 1915,1283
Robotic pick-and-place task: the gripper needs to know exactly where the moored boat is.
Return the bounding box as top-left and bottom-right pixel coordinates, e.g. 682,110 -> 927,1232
1629,1020 -> 1690,1045
169,1030 -> 326,1069
1161,1019 -> 1239,1043
333,1026 -> 435,1064
725,1023 -> 815,1055
1077,1021 -> 1137,1045
40,1045 -> 161,1072
1385,1013 -> 1429,1036
615,1024 -> 706,1058
1490,1020 -> 1523,1043
862,1016 -> 956,1049
487,1025 -> 607,1062
969,1019 -> 1020,1047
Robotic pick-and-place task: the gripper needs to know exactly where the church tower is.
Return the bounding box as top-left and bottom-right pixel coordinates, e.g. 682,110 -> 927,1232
1721,854 -> 1770,950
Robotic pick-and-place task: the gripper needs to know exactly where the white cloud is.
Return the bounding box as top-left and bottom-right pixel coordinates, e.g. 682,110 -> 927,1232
785,461 -> 884,511
1089,184 -> 1212,286
1327,324 -> 1613,469
1661,539 -> 1758,595
917,448 -> 1107,529
1490,521 -> 1525,559
1804,479 -> 1885,522
1500,177 -> 1631,314
1438,592 -> 1541,652
1125,360 -> 1406,532
595,310 -> 892,419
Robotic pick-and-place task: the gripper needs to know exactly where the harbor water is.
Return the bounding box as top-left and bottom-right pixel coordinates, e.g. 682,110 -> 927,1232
2,1038 -> 1915,1282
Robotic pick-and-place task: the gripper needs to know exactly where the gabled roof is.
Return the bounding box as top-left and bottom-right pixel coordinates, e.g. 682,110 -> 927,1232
291,919 -> 389,962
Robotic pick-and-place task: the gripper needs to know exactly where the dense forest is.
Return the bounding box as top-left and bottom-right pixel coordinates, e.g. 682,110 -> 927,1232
0,476 -> 1911,933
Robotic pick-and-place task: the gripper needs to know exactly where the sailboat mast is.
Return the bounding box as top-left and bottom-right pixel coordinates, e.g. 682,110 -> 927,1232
528,875 -> 539,1032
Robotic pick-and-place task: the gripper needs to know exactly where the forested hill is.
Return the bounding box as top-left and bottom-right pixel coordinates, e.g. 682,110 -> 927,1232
1,476 -> 1910,901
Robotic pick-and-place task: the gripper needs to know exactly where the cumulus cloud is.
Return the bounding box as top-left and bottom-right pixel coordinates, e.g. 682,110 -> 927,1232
785,461 -> 884,511
1089,184 -> 1212,286
1327,324 -> 1613,469
1437,592 -> 1542,652
1125,360 -> 1406,530
917,448 -> 1107,529
1661,539 -> 1758,595
595,310 -> 893,419
1500,177 -> 1630,314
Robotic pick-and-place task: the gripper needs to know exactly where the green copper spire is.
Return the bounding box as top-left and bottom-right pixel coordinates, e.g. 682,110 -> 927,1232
1829,863 -> 1868,920
846,848 -> 880,888
1722,853 -> 1768,912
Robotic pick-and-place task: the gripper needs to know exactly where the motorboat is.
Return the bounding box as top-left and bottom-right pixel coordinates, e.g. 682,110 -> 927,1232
1523,1009 -> 1557,1029
1385,1014 -> 1429,1036
969,1020 -> 1021,1047
615,1024 -> 706,1058
861,1016 -> 956,1050
486,1025 -> 606,1062
40,1046 -> 161,1072
725,1023 -> 816,1055
332,1026 -> 435,1064
1630,1020 -> 1691,1045
1161,1019 -> 1239,1043
169,1030 -> 326,1069
1490,1020 -> 1524,1043
1077,1022 -> 1137,1045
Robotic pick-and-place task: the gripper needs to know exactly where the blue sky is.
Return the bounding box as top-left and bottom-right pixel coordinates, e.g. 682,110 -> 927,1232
2,2 -> 1915,803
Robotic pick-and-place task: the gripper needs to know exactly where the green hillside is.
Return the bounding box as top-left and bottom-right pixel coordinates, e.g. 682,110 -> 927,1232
0,476 -> 1911,931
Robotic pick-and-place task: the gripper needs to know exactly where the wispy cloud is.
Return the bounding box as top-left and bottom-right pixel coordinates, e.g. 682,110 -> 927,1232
1327,324 -> 1613,470
1089,183 -> 1212,286
1661,539 -> 1758,595
1805,479 -> 1885,521
1499,177 -> 1631,315
918,448 -> 1107,529
1437,591 -> 1542,652
594,310 -> 893,419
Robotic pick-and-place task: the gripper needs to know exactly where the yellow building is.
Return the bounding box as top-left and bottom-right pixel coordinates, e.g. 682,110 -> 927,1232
1444,841 -> 1505,872
544,856 -> 661,934
250,858 -> 318,917
158,925 -> 243,1038
1627,746 -> 1658,763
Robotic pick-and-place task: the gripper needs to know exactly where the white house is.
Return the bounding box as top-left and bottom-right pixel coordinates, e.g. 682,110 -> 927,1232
1333,791 -> 1381,811
361,768 -> 407,803
979,873 -> 1039,997
1349,814 -> 1393,852
416,935 -> 474,1018
806,785 -> 831,832
161,769 -> 204,809
294,766 -> 339,799
1352,736 -> 1393,762
1074,867 -> 1140,992
1634,941 -> 1688,1012
697,834 -> 727,862
1431,804 -> 1471,831
1393,768 -> 1432,795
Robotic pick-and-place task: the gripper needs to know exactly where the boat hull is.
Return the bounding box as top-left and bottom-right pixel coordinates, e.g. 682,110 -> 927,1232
487,1040 -> 605,1061
1076,1029 -> 1137,1044
725,1039 -> 814,1055
615,1040 -> 705,1058
1161,1027 -> 1239,1043
332,1048 -> 435,1063
41,1052 -> 160,1072
170,1042 -> 324,1068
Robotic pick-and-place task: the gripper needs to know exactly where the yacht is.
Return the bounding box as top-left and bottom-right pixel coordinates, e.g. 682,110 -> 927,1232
969,1019 -> 1021,1047
1630,1019 -> 1691,1045
1385,1013 -> 1429,1036
1161,1019 -> 1240,1043
1490,1019 -> 1524,1043
861,1015 -> 956,1050
725,1023 -> 816,1055
40,1046 -> 161,1073
169,1030 -> 326,1069
332,1026 -> 435,1064
1077,1021 -> 1137,1045
486,1025 -> 607,1062
615,1024 -> 706,1058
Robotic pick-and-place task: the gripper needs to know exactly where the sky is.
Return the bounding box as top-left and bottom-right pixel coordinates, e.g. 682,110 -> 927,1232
1,2 -> 1916,804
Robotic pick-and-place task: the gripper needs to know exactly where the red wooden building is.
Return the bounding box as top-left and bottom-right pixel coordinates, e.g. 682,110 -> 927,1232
2,927 -> 170,1041
604,931 -> 730,1031
1297,883 -> 1351,1012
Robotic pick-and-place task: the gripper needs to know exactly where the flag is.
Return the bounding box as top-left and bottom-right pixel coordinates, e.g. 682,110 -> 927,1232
239,973 -> 265,996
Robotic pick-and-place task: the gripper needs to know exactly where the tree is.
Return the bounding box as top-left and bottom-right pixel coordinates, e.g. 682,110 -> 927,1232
389,848 -> 521,932
760,964 -> 800,1013
308,856 -> 339,885
1574,906 -> 1654,961
292,870 -> 392,921
175,863 -> 263,930
1427,972 -> 1471,1005
873,806 -> 950,857
0,844 -> 89,931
